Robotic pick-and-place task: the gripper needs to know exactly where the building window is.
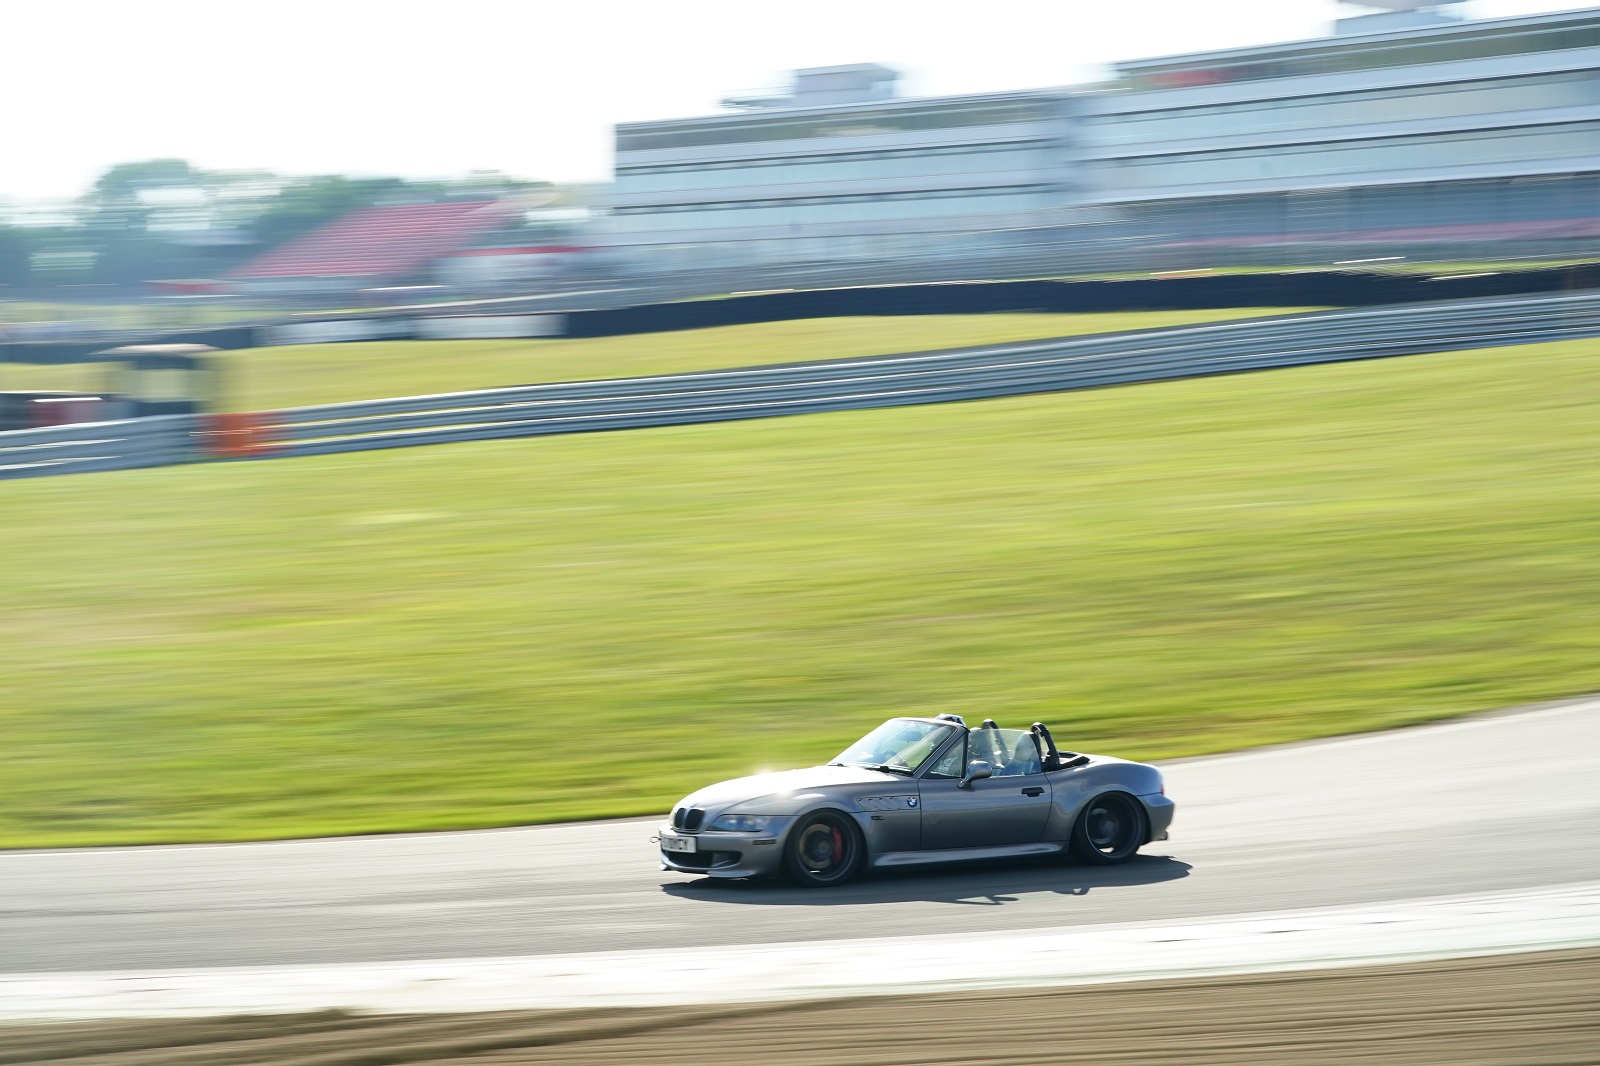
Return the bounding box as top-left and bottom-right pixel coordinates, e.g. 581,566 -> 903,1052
616,100 -> 1055,153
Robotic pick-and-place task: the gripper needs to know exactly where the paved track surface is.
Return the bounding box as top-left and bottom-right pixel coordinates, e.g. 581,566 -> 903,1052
3,699 -> 1597,974
5,949 -> 1596,1065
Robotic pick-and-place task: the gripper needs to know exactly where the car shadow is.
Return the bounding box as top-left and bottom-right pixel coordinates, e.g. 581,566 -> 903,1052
660,853 -> 1191,907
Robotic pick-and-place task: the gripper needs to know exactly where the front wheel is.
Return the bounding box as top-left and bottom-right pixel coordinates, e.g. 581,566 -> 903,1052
1070,792 -> 1147,865
783,810 -> 864,887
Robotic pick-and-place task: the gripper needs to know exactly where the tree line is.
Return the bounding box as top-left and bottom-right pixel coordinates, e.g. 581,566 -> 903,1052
0,159 -> 550,291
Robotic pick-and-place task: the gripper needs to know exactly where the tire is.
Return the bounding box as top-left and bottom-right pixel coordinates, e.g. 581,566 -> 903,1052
1070,792 -> 1147,865
783,810 -> 864,887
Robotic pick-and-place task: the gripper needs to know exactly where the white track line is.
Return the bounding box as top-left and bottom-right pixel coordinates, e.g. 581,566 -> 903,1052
5,881 -> 1597,1020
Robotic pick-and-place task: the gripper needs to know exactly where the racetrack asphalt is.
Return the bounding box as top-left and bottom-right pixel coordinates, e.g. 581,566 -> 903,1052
2,697 -> 1597,975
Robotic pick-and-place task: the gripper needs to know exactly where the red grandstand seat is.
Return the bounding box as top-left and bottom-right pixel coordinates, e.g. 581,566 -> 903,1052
227,201 -> 518,284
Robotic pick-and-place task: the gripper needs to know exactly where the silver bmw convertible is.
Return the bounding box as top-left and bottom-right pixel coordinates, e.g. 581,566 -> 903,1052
657,715 -> 1174,886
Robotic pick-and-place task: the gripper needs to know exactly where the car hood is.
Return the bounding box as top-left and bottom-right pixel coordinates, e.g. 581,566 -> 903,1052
677,764 -> 902,815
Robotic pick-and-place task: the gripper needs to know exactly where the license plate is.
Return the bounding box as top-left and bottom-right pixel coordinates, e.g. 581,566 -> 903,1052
661,835 -> 697,854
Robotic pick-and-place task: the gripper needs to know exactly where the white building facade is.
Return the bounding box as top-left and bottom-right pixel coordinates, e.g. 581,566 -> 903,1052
602,8 -> 1600,273
604,66 -> 1079,273
1083,6 -> 1600,251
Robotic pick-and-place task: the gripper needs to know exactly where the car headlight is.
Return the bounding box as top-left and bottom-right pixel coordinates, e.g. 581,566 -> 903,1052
709,814 -> 773,832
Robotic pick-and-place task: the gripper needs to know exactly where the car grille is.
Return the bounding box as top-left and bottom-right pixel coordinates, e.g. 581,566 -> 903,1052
672,807 -> 706,831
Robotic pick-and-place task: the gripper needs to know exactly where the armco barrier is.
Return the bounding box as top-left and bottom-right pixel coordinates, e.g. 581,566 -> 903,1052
411,315 -> 566,340
253,315 -> 569,346
256,319 -> 415,347
4,292 -> 1596,478
263,291 -> 1600,460
0,415 -> 198,480
205,412 -> 276,458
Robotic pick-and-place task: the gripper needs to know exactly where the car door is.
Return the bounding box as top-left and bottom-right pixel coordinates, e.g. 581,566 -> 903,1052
917,728 -> 1052,850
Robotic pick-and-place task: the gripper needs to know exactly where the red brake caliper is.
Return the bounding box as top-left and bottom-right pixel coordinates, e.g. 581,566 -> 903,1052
830,826 -> 843,865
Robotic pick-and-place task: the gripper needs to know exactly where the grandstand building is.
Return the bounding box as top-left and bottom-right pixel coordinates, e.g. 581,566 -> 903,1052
1086,3 -> 1600,256
227,200 -> 515,294
602,65 -> 1079,273
225,199 -> 590,295
602,5 -> 1600,272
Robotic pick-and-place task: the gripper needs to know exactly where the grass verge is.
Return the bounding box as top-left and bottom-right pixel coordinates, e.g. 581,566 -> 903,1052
3,309 -> 1315,411
1,336 -> 1596,846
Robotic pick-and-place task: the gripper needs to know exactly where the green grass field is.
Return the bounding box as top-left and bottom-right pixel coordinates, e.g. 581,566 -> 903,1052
230,309 -> 1330,409
2,334 -> 1597,847
4,310 -> 1313,411
0,299 -> 267,331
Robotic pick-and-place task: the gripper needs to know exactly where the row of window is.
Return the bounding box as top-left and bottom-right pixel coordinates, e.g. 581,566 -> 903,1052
1121,20 -> 1600,89
615,100 -> 1055,153
613,183 -> 1052,215
615,150 -> 1051,195
616,231 -> 1028,269
1088,70 -> 1600,147
608,173 -> 1599,268
1118,174 -> 1600,236
1102,122 -> 1600,189
608,192 -> 1049,233
616,138 -> 1047,175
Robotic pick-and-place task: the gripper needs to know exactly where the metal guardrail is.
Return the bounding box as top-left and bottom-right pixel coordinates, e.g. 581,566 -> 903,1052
0,416 -> 198,480
4,291 -> 1597,479
268,290 -> 1600,460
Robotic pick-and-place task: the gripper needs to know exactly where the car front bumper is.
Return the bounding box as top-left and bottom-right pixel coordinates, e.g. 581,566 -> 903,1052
657,820 -> 793,878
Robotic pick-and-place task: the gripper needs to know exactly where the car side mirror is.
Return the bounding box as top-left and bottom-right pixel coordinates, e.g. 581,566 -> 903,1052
958,760 -> 992,789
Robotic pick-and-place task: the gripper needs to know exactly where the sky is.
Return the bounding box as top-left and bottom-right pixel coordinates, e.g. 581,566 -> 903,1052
2,0 -> 1594,204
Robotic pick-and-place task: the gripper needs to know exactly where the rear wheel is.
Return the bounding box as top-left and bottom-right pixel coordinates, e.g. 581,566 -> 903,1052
783,810 -> 864,887
1070,792 -> 1146,865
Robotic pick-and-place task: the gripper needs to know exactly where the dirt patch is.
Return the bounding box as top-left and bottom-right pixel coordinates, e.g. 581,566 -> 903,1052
4,949 -> 1597,1065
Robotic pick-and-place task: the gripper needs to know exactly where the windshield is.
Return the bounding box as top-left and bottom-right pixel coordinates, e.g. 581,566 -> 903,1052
832,719 -> 957,775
